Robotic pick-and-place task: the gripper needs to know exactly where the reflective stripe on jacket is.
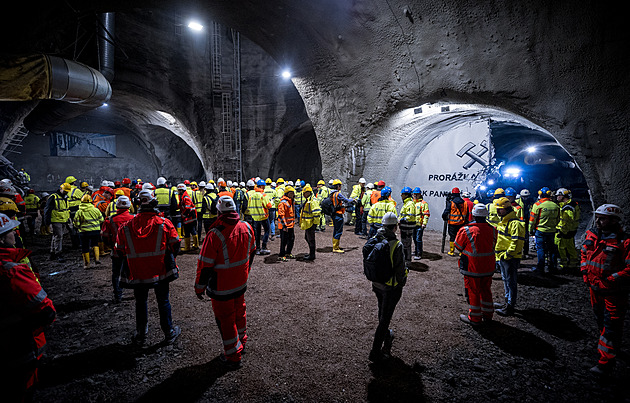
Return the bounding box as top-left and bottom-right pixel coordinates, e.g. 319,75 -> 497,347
179,192 -> 197,224
529,198 -> 560,233
581,229 -> 630,292
300,197 -> 321,230
116,213 -> 180,286
454,222 -> 497,277
73,203 -> 104,232
195,218 -> 255,300
399,197 -> 417,230
495,211 -> 525,260
50,193 -> 70,223
278,197 -> 295,229
368,200 -> 397,225
415,199 -> 430,226
448,201 -> 468,225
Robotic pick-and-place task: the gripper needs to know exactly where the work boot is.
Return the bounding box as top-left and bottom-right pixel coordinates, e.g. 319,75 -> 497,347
93,246 -> 101,265
493,302 -> 506,309
447,242 -> 457,256
82,252 -> 90,269
181,237 -> 191,252
459,314 -> 481,326
191,235 -> 200,250
496,304 -> 515,317
163,325 -> 181,345
382,329 -> 394,357
303,254 -> 315,261
219,353 -> 243,370
332,239 -> 344,253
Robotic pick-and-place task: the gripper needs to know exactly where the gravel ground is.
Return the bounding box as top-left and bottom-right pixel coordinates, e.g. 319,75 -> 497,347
25,223 -> 630,402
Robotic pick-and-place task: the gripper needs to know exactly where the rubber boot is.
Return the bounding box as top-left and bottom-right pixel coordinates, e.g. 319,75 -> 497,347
181,237 -> 191,252
177,226 -> 182,238
192,235 -> 199,250
82,252 -> 90,269
332,238 -> 344,253
93,246 -> 101,265
99,242 -> 110,256
448,242 -> 456,256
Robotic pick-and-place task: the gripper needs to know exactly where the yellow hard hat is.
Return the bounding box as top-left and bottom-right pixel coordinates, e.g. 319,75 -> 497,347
266,178 -> 272,184
81,194 -> 93,203
494,188 -> 505,196
60,183 -> 72,191
317,180 -> 325,185
115,189 -> 125,196
208,179 -> 215,184
332,179 -> 342,186
65,176 -> 77,184
284,186 -> 296,194
191,181 -> 198,186
494,197 -> 512,209
302,184 -> 313,193
80,181 -> 89,188
277,178 -> 285,184
137,178 -> 143,183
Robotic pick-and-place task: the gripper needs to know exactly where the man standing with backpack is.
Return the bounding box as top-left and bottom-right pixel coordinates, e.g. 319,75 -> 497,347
363,212 -> 407,362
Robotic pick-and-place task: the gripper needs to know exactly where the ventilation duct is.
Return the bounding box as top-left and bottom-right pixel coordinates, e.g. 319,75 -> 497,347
0,54 -> 112,134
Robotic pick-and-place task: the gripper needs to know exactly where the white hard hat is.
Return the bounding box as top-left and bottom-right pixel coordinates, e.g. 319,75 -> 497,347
461,191 -> 471,198
157,177 -> 167,186
287,181 -> 294,186
472,204 -> 489,217
0,184 -> 14,196
217,177 -> 225,184
595,204 -> 622,219
116,196 -> 131,209
328,179 -> 334,185
142,183 -> 155,190
101,180 -> 109,187
255,177 -> 261,182
247,179 -> 255,187
205,183 -> 215,190
177,183 -> 186,190
199,181 -> 206,187
0,213 -> 21,235
271,182 -> 276,187
520,189 -> 530,197
239,182 -> 246,187
366,182 -> 374,189
555,188 -> 571,197
217,196 -> 236,212
226,180 -> 233,187
382,212 -> 399,226
138,190 -> 155,205
358,177 -> 366,184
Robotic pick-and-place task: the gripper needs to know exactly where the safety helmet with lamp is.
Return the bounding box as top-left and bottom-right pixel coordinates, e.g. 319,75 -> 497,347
555,188 -> 571,197
116,196 -> 131,209
594,204 -> 622,219
538,187 -> 551,196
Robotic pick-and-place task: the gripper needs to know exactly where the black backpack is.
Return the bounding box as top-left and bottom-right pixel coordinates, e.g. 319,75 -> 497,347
320,196 -> 334,216
362,235 -> 399,283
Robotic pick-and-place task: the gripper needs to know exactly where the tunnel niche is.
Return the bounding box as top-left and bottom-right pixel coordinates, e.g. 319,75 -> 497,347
361,103 -> 590,234
267,121 -> 322,184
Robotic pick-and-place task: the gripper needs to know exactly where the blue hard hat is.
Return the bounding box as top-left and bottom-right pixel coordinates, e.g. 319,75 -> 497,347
300,180 -> 305,187
257,179 -> 265,186
412,187 -> 422,194
505,187 -> 517,197
539,186 -> 551,196
401,186 -> 412,194
486,189 -> 495,198
381,186 -> 392,197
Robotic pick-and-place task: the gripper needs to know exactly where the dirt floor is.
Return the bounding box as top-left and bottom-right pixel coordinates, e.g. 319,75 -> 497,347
25,223 -> 630,403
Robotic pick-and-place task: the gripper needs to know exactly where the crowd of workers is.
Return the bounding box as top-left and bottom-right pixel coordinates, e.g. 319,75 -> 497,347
1,172 -> 628,400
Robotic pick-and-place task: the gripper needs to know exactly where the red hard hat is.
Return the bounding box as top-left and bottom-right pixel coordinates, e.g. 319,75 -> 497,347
28,189 -> 35,194
122,178 -> 131,185
114,181 -> 121,186
184,180 -> 190,185
452,187 -> 460,194
377,180 -> 386,186
135,184 -> 142,189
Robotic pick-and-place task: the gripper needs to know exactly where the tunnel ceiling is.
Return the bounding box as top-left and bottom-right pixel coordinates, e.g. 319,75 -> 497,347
1,0 -> 630,216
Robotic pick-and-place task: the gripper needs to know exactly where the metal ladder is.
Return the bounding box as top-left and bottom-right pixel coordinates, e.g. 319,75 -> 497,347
1,124 -> 29,155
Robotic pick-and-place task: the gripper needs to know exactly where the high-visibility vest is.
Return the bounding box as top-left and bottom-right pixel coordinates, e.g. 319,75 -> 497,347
557,199 -> 580,234
331,190 -> 346,214
294,191 -> 304,208
398,197 -> 417,230
195,219 -> 255,300
118,213 -> 180,286
316,186 -> 329,202
248,191 -> 269,221
300,196 -> 321,230
192,190 -> 204,213
448,201 -> 468,226
581,229 -> 630,292
368,200 -> 397,225
73,203 -> 104,232
529,198 -> 560,233
67,186 -> 84,209
155,187 -> 172,209
362,190 -> 373,211
24,194 -> 40,211
278,197 -> 295,229
486,202 -> 500,228
202,193 -> 218,219
454,222 -> 497,277
415,199 -> 430,226
264,186 -> 276,207
370,190 -> 381,205
495,210 -> 525,261
50,193 -> 70,223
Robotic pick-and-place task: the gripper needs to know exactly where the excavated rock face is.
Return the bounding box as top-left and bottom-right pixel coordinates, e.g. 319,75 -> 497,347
1,1 -> 629,218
